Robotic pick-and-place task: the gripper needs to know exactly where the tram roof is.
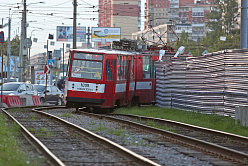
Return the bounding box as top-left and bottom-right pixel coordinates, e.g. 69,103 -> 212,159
71,48 -> 137,55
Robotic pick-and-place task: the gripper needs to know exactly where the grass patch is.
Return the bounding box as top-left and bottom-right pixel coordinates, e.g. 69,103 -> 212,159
0,113 -> 43,165
7,108 -> 21,113
28,127 -> 55,137
89,120 -> 96,126
28,114 -> 36,121
114,106 -> 248,137
108,127 -> 126,137
61,112 -> 73,118
95,123 -> 108,131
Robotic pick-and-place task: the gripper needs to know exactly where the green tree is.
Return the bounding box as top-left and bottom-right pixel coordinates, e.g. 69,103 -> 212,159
200,0 -> 240,53
206,0 -> 239,35
175,31 -> 204,57
10,35 -> 20,56
3,35 -> 20,56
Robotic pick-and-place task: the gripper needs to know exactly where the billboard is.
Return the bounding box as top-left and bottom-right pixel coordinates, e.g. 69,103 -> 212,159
92,27 -> 121,42
35,71 -> 51,85
57,26 -> 86,42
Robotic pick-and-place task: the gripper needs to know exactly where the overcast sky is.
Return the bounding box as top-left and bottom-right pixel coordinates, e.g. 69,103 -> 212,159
0,0 -> 146,56
0,0 -> 99,56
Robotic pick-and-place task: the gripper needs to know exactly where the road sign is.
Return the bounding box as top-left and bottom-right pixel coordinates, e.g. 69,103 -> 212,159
24,38 -> 32,48
0,31 -> 4,43
53,50 -> 61,58
48,59 -> 55,66
202,50 -> 209,55
44,65 -> 50,74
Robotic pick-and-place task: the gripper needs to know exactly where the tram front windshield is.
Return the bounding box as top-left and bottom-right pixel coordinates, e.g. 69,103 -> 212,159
71,52 -> 103,80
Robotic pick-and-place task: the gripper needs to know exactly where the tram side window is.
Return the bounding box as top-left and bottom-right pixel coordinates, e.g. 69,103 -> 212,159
123,56 -> 127,79
117,56 -> 120,80
117,55 -> 127,80
131,56 -> 134,80
142,56 -> 151,79
106,60 -> 115,81
67,52 -> 72,77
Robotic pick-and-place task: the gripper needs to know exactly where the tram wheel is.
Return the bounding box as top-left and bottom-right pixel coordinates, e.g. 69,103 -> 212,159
83,107 -> 94,113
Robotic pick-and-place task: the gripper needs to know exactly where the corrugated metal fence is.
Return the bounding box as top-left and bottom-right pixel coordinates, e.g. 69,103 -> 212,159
156,49 -> 248,115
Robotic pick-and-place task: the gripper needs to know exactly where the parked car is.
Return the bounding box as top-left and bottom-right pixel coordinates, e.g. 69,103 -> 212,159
0,82 -> 38,96
34,84 -> 63,105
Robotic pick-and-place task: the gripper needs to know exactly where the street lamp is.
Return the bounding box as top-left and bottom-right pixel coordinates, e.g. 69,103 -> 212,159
7,8 -> 20,82
27,28 -> 44,82
19,0 -> 45,82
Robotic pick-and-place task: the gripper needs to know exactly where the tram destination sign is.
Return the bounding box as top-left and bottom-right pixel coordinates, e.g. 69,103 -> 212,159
68,81 -> 105,93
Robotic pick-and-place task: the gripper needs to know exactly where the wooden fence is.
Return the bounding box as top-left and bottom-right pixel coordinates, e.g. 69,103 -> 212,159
156,49 -> 248,115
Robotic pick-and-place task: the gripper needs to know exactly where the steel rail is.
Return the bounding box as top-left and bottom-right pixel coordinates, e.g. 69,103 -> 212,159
112,113 -> 248,145
1,108 -> 65,166
32,107 -> 160,166
80,111 -> 248,164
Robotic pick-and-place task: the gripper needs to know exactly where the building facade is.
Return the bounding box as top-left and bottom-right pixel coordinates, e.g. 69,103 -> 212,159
98,0 -> 141,40
144,0 -> 215,42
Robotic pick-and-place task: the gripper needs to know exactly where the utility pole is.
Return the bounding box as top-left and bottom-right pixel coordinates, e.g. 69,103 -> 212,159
45,40 -> 48,102
23,0 -> 27,82
7,8 -> 11,82
63,43 -> 64,80
73,0 -> 77,49
19,9 -> 24,82
19,0 -> 27,82
87,27 -> 91,48
24,0 -> 26,39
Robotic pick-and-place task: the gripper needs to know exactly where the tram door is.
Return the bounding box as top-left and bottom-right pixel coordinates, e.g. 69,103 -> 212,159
104,59 -> 116,107
151,60 -> 156,102
125,59 -> 131,104
150,56 -> 159,102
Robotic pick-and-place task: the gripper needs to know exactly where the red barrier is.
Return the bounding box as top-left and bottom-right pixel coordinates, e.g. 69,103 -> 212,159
5,95 -> 22,107
0,95 -> 8,104
32,95 -> 41,106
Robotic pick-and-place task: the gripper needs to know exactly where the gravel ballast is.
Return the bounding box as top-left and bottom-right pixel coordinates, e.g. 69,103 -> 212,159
45,109 -> 214,166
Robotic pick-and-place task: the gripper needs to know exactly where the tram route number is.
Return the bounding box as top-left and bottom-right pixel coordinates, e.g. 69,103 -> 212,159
81,83 -> 89,87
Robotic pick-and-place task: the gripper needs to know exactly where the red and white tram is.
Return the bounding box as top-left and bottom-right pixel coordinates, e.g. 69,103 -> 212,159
64,49 -> 159,110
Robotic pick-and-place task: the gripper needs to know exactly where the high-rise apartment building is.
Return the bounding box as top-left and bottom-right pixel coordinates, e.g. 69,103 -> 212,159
142,0 -> 215,43
98,0 -> 141,39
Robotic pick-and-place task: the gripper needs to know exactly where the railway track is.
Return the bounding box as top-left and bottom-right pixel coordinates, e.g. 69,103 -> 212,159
2,106 -> 159,166
110,113 -> 248,149
74,110 -> 248,165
